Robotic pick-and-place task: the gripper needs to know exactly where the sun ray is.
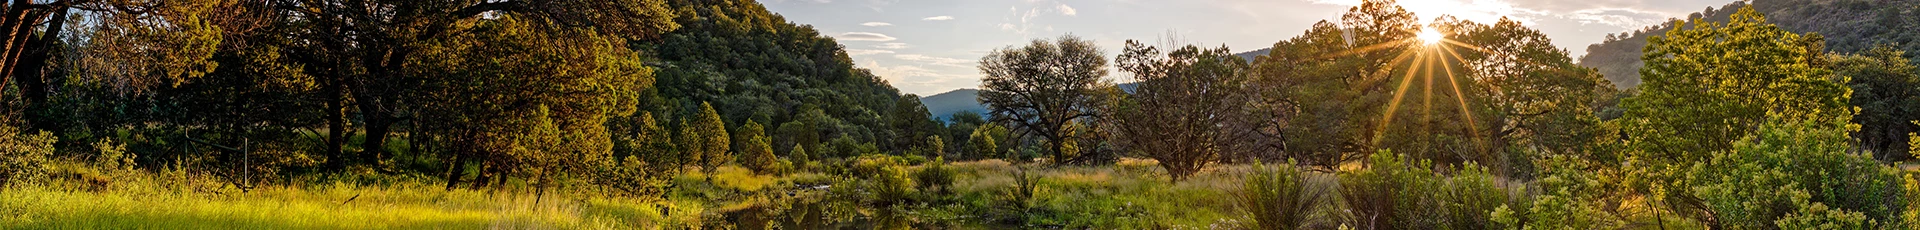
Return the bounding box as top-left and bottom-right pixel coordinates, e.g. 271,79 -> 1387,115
1313,39 -> 1415,60
1437,45 -> 1485,154
1375,46 -> 1427,146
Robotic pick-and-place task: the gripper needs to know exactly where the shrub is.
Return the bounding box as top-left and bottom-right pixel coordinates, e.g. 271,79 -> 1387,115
1687,120 -> 1903,229
914,157 -> 956,194
1240,160 -> 1338,230
1495,155 -> 1621,230
1341,151 -> 1442,229
1341,151 -> 1515,229
0,126 -> 57,187
1901,173 -> 1919,228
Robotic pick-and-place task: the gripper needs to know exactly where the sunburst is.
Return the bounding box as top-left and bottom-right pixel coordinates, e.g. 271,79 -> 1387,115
1363,25 -> 1487,153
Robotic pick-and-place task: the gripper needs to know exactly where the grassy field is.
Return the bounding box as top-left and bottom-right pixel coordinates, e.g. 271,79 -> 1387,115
0,158 -> 1259,229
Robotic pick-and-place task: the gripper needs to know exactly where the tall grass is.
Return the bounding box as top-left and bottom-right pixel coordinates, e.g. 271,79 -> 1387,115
0,169 -> 691,229
1239,160 -> 1341,230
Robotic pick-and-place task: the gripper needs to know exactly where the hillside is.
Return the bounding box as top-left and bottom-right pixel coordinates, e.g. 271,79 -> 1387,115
1579,0 -> 1920,88
649,0 -> 941,150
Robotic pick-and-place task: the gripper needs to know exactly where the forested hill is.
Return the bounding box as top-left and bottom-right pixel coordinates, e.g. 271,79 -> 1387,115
1579,0 -> 1920,88
648,0 -> 943,153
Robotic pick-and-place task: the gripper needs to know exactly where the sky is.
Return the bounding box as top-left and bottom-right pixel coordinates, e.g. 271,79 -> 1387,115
762,0 -> 1734,95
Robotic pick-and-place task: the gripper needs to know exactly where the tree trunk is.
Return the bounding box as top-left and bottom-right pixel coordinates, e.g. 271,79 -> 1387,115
443,149 -> 465,190
17,7 -> 64,133
326,72 -> 347,171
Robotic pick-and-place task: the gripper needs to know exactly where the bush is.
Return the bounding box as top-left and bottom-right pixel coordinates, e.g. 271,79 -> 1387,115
1687,120 -> 1903,229
1341,151 -> 1515,229
1240,160 -> 1339,230
1494,155 -> 1621,230
850,155 -> 913,206
1902,173 -> 1918,228
914,157 -> 955,194
0,126 -> 57,187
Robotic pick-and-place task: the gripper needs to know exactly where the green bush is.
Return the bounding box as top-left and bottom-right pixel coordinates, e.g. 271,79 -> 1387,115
914,157 -> 955,195
1494,155 -> 1621,230
1687,119 -> 1904,229
1240,160 -> 1339,229
1902,173 -> 1918,228
1341,151 -> 1442,229
0,126 -> 57,187
1341,151 -> 1516,229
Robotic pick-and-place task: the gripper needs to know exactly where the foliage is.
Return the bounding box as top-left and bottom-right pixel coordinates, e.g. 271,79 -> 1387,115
1239,160 -> 1339,230
1579,0 -> 1920,89
966,123 -> 1011,161
1113,40 -> 1250,181
1619,6 -> 1853,221
684,102 -> 732,173
1830,45 -> 1920,162
0,126 -> 56,187
1494,155 -> 1621,230
1247,0 -> 1418,170
1687,118 -> 1902,229
650,0 -> 933,158
1340,151 -> 1515,229
915,157 -> 956,194
737,120 -> 777,174
852,155 -> 913,206
977,34 -> 1112,165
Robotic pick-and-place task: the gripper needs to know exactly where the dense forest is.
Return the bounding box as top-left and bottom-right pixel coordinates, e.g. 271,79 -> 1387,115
0,0 -> 1916,229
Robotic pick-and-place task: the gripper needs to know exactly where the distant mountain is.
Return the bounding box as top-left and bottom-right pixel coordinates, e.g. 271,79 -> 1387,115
920,82 -> 1142,122
921,89 -> 985,122
1578,0 -> 1920,89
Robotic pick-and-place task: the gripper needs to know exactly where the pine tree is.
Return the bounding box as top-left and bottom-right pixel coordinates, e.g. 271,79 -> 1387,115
693,102 -> 731,173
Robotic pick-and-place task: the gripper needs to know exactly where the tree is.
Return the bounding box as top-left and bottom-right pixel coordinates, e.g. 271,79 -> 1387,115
737,120 -> 775,174
688,102 -> 730,173
977,34 -> 1110,165
278,0 -> 679,170
1830,45 -> 1919,162
1247,0 -> 1419,170
409,16 -> 654,190
1112,40 -> 1249,181
1619,5 -> 1853,224
967,123 -> 1009,161
1438,17 -> 1613,177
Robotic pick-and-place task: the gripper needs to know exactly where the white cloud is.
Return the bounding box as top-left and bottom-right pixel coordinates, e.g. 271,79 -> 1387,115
1564,8 -> 1668,28
861,22 -> 893,26
835,32 -> 898,41
845,49 -> 896,56
922,15 -> 955,21
1058,4 -> 1077,16
894,54 -> 973,68
874,43 -> 911,49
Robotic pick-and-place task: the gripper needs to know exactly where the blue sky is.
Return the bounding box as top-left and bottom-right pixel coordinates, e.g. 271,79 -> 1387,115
763,0 -> 1731,95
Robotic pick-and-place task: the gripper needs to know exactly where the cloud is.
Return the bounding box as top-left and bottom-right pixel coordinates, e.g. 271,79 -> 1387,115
845,49 -> 896,56
1057,4 -> 1077,16
922,15 -> 954,21
1564,8 -> 1669,28
835,32 -> 898,41
861,22 -> 893,26
894,54 -> 973,68
874,43 -> 911,49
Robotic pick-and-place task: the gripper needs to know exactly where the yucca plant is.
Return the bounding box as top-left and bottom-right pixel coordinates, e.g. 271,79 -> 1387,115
1241,159 -> 1341,229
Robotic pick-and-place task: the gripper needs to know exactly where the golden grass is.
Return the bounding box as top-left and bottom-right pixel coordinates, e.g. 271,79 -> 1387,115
0,176 -> 688,229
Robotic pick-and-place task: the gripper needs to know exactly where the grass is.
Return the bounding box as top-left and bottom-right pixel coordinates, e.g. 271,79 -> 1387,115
0,161 -> 697,229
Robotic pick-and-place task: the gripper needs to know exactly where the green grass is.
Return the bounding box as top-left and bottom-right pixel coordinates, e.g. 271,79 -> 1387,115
1,159 -> 1264,229
0,172 -> 690,229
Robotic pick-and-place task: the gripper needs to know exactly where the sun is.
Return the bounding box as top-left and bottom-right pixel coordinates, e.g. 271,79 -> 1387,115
1418,27 -> 1443,45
